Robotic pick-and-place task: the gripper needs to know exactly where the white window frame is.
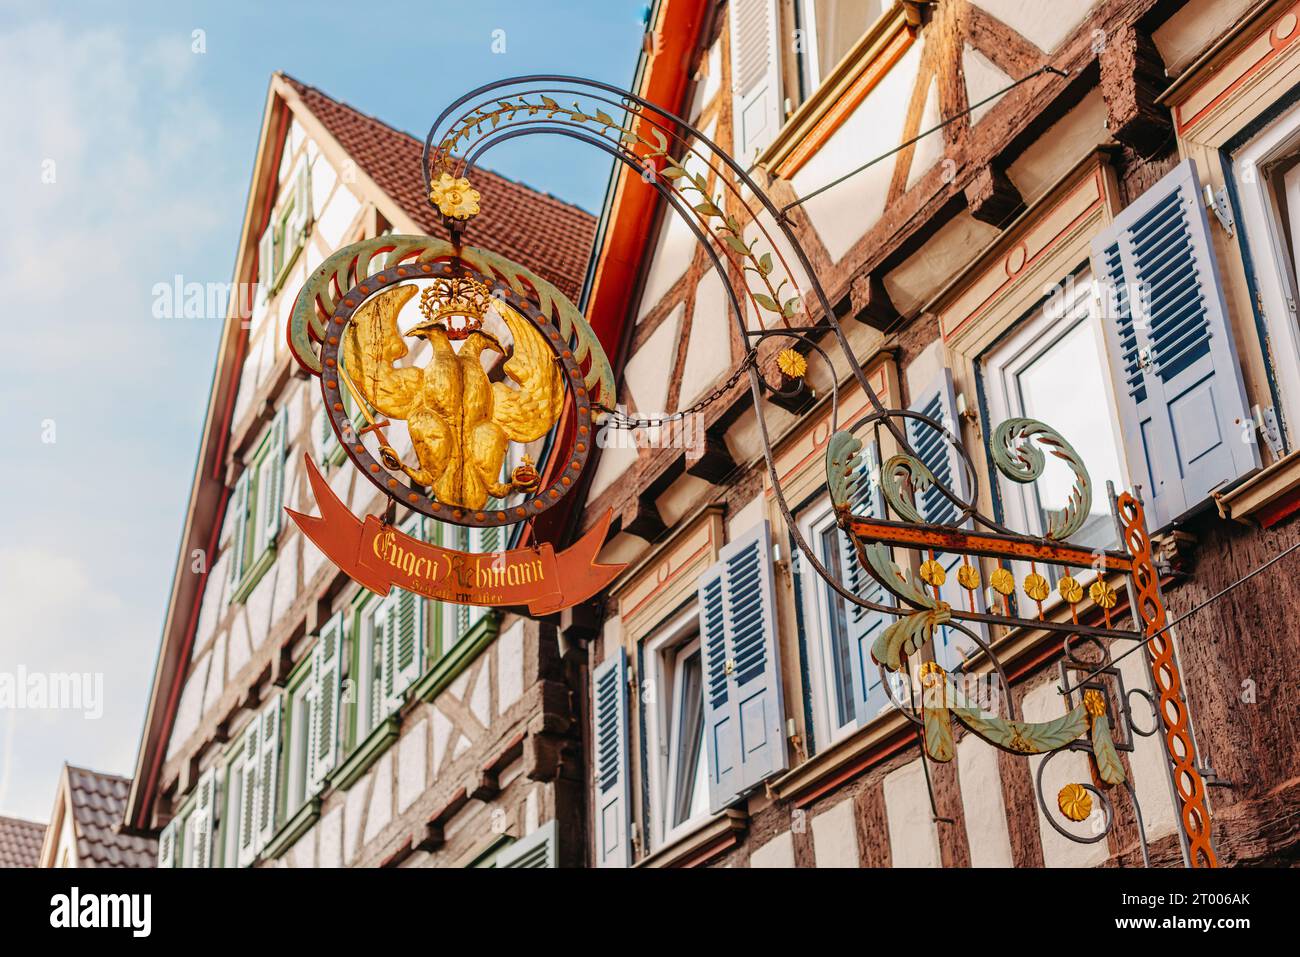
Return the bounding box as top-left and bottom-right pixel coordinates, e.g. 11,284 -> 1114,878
981,267 -> 1131,608
642,606 -> 712,850
1231,102 -> 1300,441
355,596 -> 387,743
797,498 -> 861,746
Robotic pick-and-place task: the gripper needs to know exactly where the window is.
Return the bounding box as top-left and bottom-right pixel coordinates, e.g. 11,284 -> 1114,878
284,660 -> 316,814
352,517 -> 426,744
643,610 -> 710,849
796,437 -> 905,750
1232,100 -> 1300,444
227,407 -> 287,602
794,0 -> 887,105
223,697 -> 281,867
982,268 -> 1128,554
257,161 -> 311,299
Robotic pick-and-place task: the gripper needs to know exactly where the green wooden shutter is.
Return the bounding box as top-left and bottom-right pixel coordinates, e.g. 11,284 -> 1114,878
290,163 -> 312,242
190,768 -> 217,868
227,473 -> 250,588
311,612 -> 344,791
592,647 -> 631,868
256,697 -> 282,851
262,408 -> 288,551
318,405 -> 339,465
236,731 -> 260,867
497,821 -> 557,868
157,818 -> 179,869
370,601 -> 389,731
257,224 -> 275,296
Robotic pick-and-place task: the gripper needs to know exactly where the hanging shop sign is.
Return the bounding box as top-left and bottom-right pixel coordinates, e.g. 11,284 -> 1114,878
283,179 -> 623,613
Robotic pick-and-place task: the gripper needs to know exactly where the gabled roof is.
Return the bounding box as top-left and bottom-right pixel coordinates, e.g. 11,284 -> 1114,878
0,815 -> 45,868
279,74 -> 596,302
49,766 -> 156,868
126,73 -> 600,831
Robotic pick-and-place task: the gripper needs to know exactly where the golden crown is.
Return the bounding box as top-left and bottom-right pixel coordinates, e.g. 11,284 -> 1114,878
417,276 -> 493,340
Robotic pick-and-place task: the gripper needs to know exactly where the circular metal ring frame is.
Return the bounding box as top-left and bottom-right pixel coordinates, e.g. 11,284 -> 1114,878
318,259 -> 593,528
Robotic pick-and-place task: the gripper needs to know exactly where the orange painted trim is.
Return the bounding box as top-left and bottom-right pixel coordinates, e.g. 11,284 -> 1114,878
1174,2 -> 1300,135
774,23 -> 915,179
621,535 -> 714,623
583,0 -> 711,358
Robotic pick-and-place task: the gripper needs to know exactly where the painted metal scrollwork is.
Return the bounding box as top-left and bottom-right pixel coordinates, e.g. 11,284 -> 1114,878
991,417 -> 1093,540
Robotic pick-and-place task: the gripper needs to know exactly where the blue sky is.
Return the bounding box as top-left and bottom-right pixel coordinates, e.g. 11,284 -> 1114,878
0,0 -> 646,823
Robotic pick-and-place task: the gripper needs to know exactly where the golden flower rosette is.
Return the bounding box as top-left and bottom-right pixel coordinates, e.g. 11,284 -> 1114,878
430,172 -> 481,220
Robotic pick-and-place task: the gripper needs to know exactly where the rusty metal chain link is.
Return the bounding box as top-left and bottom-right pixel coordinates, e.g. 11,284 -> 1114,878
595,348 -> 759,429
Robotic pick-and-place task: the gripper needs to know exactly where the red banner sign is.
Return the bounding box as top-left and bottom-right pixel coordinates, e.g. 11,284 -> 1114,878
286,455 -> 624,615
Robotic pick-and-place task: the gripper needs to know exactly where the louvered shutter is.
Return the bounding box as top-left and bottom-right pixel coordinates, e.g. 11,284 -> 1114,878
370,602 -> 390,731
1091,157 -> 1259,529
290,162 -> 312,242
262,408 -> 288,550
311,612 -> 343,791
497,821 -> 558,868
227,472 -> 249,588
256,697 -> 281,850
318,405 -> 339,464
835,439 -> 892,724
907,369 -> 986,669
236,731 -> 260,866
591,647 -> 631,867
698,520 -> 788,814
189,768 -> 217,868
157,818 -> 179,869
729,0 -> 783,161
257,223 -> 276,297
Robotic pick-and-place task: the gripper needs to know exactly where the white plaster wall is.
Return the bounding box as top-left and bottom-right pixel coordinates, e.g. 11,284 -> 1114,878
1022,682 -> 1109,867
1117,647 -> 1179,843
906,78 -> 943,192
1153,0 -> 1257,76
750,831 -> 796,867
1005,90 -> 1107,206
963,46 -> 1012,127
811,797 -> 860,867
884,759 -> 942,867
957,735 -> 1015,866
679,270 -> 732,406
790,41 -> 924,263
971,0 -> 1099,53
627,304 -> 682,416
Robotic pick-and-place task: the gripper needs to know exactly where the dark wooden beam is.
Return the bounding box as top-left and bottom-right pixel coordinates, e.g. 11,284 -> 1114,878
964,164 -> 1025,227
850,271 -> 900,329
1100,23 -> 1171,156
685,426 -> 737,482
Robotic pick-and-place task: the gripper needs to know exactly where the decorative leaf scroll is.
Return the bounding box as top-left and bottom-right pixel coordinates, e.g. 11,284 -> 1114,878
826,430 -> 862,511
880,453 -> 932,525
920,665 -> 1090,758
873,605 -> 952,673
991,418 -> 1093,540
287,235 -> 615,410
1085,688 -> 1126,785
434,93 -> 801,328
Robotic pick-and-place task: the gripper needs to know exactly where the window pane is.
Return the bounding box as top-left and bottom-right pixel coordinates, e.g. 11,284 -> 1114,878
819,525 -> 856,728
671,650 -> 706,827
1014,319 -> 1125,550
814,0 -> 885,75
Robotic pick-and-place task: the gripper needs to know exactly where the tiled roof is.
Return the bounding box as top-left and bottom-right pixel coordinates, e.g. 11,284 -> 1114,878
66,766 -> 156,868
0,815 -> 45,868
280,74 -> 598,303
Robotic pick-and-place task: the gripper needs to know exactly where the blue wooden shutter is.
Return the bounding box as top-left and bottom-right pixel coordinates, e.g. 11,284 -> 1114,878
729,0 -> 783,161
907,369 -> 986,669
592,646 -> 632,867
698,520 -> 788,814
835,439 -> 891,725
1091,157 -> 1259,528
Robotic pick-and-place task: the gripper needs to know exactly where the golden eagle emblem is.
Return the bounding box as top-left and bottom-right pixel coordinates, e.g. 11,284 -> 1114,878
342,281 -> 563,510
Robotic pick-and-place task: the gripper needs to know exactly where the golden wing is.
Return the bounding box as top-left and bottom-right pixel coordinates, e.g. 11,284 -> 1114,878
490,300 -> 564,442
342,285 -> 422,419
